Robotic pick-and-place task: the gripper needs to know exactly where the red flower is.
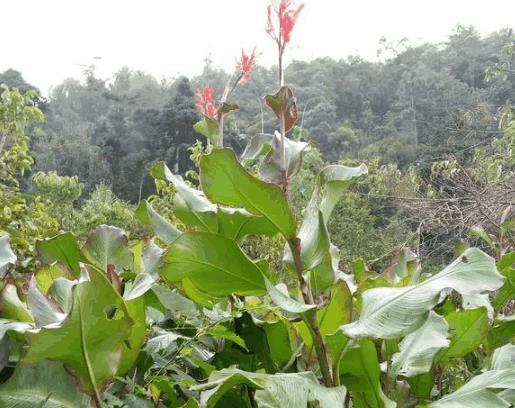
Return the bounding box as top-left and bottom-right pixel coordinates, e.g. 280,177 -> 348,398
195,86 -> 216,119
236,48 -> 256,85
266,0 -> 304,48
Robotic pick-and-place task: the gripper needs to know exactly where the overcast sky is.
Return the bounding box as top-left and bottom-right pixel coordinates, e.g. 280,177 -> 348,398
1,0 -> 514,95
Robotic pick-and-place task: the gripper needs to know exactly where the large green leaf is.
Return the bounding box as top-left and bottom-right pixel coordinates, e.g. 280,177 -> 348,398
151,161 -> 276,240
0,235 -> 16,278
342,248 -> 503,339
0,361 -> 90,407
285,164 -> 367,292
390,311 -> 449,378
151,161 -> 218,231
135,200 -> 181,245
193,368 -> 347,408
24,265 -> 133,394
82,225 -> 133,273
428,369 -> 515,408
199,148 -> 296,239
339,340 -> 395,408
159,232 -> 265,296
435,307 -> 489,363
36,232 -> 86,276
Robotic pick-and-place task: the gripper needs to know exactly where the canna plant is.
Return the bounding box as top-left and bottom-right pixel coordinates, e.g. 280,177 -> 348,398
0,1 -> 514,407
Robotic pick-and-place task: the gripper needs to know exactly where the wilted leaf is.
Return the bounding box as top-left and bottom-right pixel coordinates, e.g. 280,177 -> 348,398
0,235 -> 16,278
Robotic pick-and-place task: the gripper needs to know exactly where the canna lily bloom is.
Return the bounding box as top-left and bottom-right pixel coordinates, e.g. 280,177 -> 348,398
266,0 -> 304,48
195,86 -> 216,119
236,48 -> 257,85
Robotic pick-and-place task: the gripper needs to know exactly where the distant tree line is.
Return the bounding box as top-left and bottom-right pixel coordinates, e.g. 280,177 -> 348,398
1,25 -> 513,202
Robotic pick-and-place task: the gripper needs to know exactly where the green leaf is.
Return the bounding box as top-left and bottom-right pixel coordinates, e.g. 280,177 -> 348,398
339,340 -> 395,408
216,207 -> 277,242
193,116 -> 218,145
34,263 -> 74,294
0,235 -> 16,278
193,368 -> 347,408
428,369 -> 515,408
117,296 -> 146,375
491,343 -> 515,370
242,132 -> 310,184
263,319 -> 294,368
435,308 -> 489,363
342,248 -> 503,339
0,361 -> 90,407
152,284 -> 198,317
135,200 -> 181,245
487,314 -> 515,350
159,232 -> 265,296
494,252 -> 515,311
390,311 -> 449,378
24,265 -> 133,394
285,164 -> 367,293
36,232 -> 86,276
297,280 -> 352,361
151,161 -> 218,231
265,279 -> 315,314
199,148 -> 296,239
207,325 -> 248,350
82,225 -> 133,273
0,283 -> 33,323
236,312 -> 277,374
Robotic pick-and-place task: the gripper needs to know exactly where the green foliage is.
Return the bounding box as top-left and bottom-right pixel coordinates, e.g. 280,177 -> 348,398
0,14 -> 514,408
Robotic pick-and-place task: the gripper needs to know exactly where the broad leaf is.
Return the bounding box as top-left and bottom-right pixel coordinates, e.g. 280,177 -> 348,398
339,340 -> 395,408
0,361 -> 90,407
428,369 -> 515,408
82,225 -> 133,273
159,232 -> 265,296
342,248 -> 503,339
494,252 -> 515,311
265,279 -> 315,314
390,311 -> 449,378
435,307 -> 489,363
193,368 -> 347,408
135,200 -> 181,245
285,164 -> 367,293
151,161 -> 218,231
491,343 -> 515,370
487,314 -> 515,350
36,232 -> 86,276
199,148 -> 296,239
0,235 -> 16,278
24,265 -> 133,393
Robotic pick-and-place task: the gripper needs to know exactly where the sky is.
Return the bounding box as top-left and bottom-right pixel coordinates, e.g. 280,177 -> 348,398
1,0 -> 514,95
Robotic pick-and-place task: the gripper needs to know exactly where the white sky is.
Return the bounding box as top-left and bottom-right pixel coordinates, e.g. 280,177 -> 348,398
1,0 -> 514,95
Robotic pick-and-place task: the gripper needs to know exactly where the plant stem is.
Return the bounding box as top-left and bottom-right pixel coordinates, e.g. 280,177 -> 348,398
279,111 -> 288,193
288,238 -> 333,387
217,115 -> 224,147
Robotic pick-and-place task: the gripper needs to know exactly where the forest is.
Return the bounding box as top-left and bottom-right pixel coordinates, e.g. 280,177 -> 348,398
0,1 -> 514,406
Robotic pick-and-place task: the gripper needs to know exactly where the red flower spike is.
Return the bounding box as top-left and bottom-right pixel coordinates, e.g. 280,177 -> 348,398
195,86 -> 216,119
237,48 -> 257,85
266,0 -> 304,48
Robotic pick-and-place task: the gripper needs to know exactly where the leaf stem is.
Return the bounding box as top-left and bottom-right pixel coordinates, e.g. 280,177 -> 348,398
288,238 -> 333,387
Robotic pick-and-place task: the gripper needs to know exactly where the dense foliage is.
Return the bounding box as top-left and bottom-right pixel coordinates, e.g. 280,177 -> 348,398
0,2 -> 513,407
